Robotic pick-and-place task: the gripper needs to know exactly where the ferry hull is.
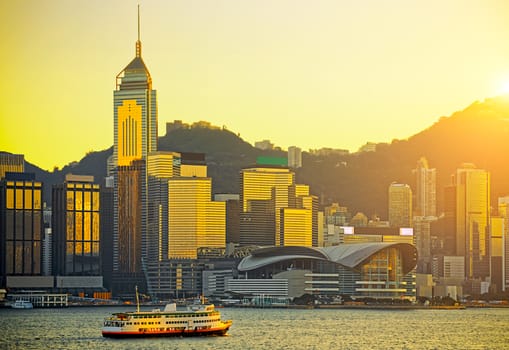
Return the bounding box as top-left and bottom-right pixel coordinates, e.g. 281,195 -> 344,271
102,322 -> 231,338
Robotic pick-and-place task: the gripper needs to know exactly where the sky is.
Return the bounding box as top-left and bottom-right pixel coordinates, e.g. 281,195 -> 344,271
1,0 -> 509,171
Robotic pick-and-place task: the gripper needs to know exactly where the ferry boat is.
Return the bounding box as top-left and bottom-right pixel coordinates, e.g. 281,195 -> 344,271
11,300 -> 34,309
102,302 -> 232,338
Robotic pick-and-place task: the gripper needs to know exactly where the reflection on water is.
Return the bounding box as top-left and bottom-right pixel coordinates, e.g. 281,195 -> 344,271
1,306 -> 508,349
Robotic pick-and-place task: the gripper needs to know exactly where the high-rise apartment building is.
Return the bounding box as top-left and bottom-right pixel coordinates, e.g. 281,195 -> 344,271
453,163 -> 490,279
0,172 -> 43,287
388,183 -> 412,228
52,174 -> 101,276
288,146 -> 302,169
414,157 -> 436,217
112,8 -> 158,294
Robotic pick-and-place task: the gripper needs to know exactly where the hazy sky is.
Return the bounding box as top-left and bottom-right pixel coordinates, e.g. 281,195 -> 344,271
1,0 -> 509,171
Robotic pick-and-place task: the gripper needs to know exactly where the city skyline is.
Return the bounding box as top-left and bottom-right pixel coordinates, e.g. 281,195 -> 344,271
2,0 -> 509,171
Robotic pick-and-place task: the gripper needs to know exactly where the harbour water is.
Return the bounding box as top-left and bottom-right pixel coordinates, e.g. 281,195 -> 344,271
1,306 -> 508,349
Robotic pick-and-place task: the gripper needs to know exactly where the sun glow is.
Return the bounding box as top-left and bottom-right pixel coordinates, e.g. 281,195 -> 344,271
500,81 -> 509,95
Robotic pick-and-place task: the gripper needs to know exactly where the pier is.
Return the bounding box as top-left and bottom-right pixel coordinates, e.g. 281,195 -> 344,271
9,291 -> 68,308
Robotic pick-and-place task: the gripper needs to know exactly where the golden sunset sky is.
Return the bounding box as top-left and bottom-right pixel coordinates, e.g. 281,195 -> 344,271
1,0 -> 509,171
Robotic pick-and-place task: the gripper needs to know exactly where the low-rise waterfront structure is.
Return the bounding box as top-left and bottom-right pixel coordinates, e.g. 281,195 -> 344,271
236,243 -> 417,300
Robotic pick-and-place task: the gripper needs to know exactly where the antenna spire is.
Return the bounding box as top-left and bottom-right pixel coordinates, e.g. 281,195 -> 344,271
136,4 -> 142,57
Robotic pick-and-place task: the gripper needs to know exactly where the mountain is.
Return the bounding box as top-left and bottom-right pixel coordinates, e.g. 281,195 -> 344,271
296,95 -> 509,216
15,95 -> 509,217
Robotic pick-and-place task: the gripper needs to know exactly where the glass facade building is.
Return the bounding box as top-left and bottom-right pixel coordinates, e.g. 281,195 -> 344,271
237,244 -> 417,300
168,178 -> 226,259
0,173 -> 43,287
388,183 -> 413,228
453,164 -> 490,279
52,175 -> 100,276
112,11 -> 158,294
240,166 -> 294,246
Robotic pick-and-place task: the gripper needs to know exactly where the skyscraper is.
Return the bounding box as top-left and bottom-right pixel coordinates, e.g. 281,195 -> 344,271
414,157 -> 436,217
0,172 -> 43,288
147,151 -> 181,263
240,165 -> 294,246
453,163 -> 490,279
52,174 -> 101,276
112,7 -> 157,294
388,183 -> 412,228
168,177 -> 226,259
239,162 -> 317,247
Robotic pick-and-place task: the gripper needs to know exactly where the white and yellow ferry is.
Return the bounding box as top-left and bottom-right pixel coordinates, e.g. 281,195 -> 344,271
102,302 -> 232,338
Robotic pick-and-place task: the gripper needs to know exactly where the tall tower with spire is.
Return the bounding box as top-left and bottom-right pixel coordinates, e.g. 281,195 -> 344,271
112,6 -> 157,295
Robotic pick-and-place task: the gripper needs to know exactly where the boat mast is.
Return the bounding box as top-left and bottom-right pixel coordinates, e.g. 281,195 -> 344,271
135,285 -> 140,313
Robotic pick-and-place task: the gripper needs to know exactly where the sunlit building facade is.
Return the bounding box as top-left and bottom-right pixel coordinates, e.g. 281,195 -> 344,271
388,183 -> 412,228
0,153 -> 24,179
147,151 -> 181,263
0,173 -> 43,287
240,166 -> 294,246
112,9 -> 158,295
168,178 -> 226,259
453,164 -> 490,279
52,175 -> 100,276
279,208 -> 312,246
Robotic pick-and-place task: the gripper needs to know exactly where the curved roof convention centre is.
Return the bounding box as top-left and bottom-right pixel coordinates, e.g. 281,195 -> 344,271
237,243 -> 417,274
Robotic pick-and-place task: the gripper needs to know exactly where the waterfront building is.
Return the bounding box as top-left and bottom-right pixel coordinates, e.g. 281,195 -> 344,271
0,153 -> 24,179
112,7 -> 158,295
453,163 -> 490,280
52,174 -> 101,277
0,172 -> 43,288
225,278 -> 289,297
287,146 -> 302,169
388,183 -> 413,228
414,157 -> 436,217
237,244 -> 417,300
